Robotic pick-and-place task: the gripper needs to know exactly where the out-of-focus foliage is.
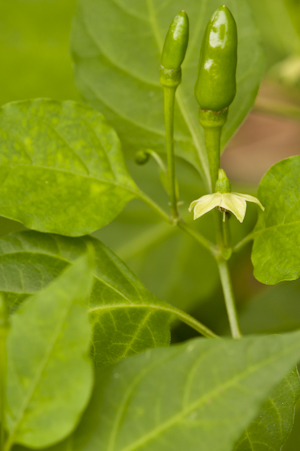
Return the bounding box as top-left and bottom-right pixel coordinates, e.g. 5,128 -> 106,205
0,0 -> 78,105
248,0 -> 300,69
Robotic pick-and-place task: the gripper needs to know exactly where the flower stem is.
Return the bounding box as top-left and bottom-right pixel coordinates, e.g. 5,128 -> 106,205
163,86 -> 179,219
222,214 -> 231,249
217,260 -> 242,338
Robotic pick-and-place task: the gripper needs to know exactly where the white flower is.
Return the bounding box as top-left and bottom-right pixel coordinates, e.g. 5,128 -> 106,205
189,192 -> 264,223
189,169 -> 264,223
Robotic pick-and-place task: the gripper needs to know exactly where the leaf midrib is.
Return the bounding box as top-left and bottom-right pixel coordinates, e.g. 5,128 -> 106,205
119,339 -> 300,451
6,292 -> 76,448
0,162 -> 139,197
0,250 -> 141,304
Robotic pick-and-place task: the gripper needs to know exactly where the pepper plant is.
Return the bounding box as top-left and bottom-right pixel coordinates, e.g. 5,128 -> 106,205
1,1 -> 300,450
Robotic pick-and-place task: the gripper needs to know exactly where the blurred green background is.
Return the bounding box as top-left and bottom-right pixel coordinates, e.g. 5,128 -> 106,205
1,1 -> 300,448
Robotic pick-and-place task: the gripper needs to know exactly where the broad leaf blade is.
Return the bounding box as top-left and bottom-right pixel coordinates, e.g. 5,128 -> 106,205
252,156 -> 300,284
57,332 -> 300,451
71,0 -> 264,188
0,99 -> 139,236
235,369 -> 300,451
0,231 -> 178,365
5,252 -> 94,449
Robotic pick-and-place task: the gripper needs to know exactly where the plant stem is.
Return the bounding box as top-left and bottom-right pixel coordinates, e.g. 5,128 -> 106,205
177,220 -> 218,257
203,125 -> 222,192
233,231 -> 256,253
217,259 -> 242,339
163,87 -> 179,219
138,192 -> 218,258
201,115 -> 241,338
137,191 -> 172,224
222,214 -> 231,249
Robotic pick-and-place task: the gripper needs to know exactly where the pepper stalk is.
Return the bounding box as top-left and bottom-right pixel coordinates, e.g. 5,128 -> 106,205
160,11 -> 189,220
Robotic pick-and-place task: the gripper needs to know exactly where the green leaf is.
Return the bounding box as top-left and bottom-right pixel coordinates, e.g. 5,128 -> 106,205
234,369 -> 300,451
252,156 -> 300,284
0,99 -> 140,236
71,0 -> 264,188
4,252 -> 94,450
283,399 -> 300,450
0,231 -> 214,367
46,332 -> 300,451
0,0 -> 78,105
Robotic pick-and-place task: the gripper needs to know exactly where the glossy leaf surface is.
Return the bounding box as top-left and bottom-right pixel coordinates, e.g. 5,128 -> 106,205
50,332 -> 300,451
252,156 -> 300,284
0,231 -> 194,366
235,369 -> 300,451
71,0 -> 264,188
0,99 -> 139,236
5,253 -> 94,449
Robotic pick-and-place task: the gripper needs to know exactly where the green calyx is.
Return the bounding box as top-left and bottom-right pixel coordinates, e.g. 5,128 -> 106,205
194,5 -> 238,112
160,11 -> 189,88
199,108 -> 228,129
215,169 -> 231,193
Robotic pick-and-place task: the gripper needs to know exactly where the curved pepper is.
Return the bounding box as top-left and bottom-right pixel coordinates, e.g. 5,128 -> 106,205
160,11 -> 189,88
194,5 -> 237,112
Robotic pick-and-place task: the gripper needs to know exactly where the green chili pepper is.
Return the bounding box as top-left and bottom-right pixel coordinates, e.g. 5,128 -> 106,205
194,5 -> 237,112
159,11 -> 189,88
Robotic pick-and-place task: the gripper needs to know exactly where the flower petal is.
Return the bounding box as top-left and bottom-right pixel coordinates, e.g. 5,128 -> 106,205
190,193 -> 222,220
232,192 -> 265,211
221,193 -> 246,222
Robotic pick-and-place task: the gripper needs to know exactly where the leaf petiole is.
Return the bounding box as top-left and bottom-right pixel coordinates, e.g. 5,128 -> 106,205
233,231 -> 256,253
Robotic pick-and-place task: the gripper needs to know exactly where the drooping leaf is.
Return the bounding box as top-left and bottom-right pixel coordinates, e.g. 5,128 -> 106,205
234,369 -> 300,451
0,230 -> 215,367
0,0 -> 78,105
0,99 -> 141,236
43,332 -> 300,451
71,0 -> 264,188
5,252 -> 94,450
252,156 -> 300,284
